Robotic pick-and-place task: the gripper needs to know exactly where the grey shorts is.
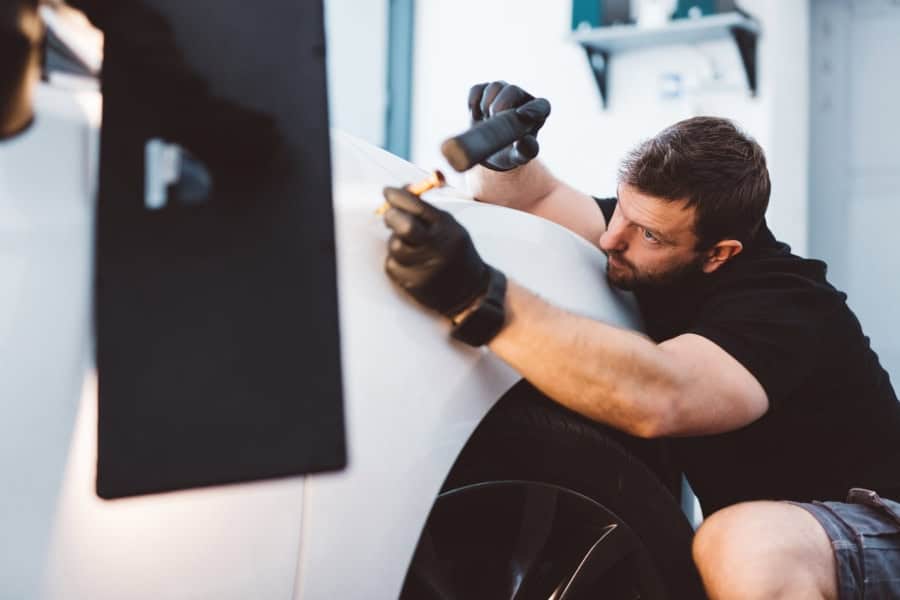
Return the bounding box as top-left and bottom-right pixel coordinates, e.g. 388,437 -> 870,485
792,488 -> 900,600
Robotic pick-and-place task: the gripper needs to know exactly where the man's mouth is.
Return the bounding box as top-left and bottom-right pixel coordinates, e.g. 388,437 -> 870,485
607,254 -> 628,269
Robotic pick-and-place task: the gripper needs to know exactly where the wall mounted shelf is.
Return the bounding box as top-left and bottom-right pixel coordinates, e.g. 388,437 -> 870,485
571,11 -> 760,108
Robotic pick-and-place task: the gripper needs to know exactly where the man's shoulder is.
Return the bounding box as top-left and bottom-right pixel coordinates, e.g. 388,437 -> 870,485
707,237 -> 842,305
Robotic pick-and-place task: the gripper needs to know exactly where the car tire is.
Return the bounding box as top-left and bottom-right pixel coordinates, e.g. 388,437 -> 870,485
401,379 -> 706,599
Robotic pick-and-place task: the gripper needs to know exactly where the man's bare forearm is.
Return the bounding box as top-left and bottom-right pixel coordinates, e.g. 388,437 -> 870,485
466,160 -> 559,210
466,162 -> 607,245
487,281 -> 684,438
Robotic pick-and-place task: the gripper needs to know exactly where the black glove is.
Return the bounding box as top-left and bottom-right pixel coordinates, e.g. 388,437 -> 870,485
382,186 -> 491,317
468,81 -> 551,172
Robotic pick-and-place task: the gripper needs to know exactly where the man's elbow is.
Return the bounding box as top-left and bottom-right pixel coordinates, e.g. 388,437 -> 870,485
631,390 -> 769,438
629,414 -> 676,439
626,393 -> 682,439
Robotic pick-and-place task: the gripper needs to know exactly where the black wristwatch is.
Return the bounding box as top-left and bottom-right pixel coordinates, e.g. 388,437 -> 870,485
450,266 -> 508,347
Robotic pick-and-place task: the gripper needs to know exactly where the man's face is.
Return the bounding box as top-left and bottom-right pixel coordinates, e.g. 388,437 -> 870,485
598,183 -> 706,291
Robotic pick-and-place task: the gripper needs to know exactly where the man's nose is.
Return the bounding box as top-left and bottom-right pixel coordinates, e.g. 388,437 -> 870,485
599,223 -> 628,253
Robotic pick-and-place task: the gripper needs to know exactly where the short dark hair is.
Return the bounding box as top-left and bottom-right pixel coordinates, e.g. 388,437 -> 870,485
618,116 -> 771,249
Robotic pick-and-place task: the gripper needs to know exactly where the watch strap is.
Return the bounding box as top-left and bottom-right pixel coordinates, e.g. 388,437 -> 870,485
450,266 -> 507,347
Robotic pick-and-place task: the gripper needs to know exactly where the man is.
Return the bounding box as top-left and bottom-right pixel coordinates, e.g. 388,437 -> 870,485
380,81 -> 900,599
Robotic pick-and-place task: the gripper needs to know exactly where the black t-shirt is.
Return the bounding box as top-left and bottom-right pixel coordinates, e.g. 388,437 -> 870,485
596,197 -> 900,514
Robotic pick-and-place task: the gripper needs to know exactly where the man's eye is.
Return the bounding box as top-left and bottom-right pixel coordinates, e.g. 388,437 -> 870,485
641,228 -> 660,243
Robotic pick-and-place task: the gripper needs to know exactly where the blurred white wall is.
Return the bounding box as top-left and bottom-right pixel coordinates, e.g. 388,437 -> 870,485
810,0 -> 900,380
324,0 -> 388,146
411,0 -> 810,255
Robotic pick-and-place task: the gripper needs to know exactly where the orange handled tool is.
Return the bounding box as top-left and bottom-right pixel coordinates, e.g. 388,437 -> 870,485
375,170 -> 446,215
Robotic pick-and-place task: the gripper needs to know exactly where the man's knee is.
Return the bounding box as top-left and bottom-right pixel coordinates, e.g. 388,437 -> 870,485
692,501 -> 837,600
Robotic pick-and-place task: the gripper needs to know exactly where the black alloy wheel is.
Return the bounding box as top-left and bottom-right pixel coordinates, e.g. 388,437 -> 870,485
400,380 -> 706,599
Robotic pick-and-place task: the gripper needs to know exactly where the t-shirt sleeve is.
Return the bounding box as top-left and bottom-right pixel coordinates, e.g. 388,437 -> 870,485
686,277 -> 842,411
593,197 -> 617,227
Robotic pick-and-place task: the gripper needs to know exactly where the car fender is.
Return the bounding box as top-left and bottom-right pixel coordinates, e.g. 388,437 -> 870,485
294,133 -> 641,598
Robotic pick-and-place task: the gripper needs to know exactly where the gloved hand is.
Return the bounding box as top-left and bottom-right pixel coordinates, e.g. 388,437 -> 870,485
382,186 -> 491,317
468,81 -> 551,172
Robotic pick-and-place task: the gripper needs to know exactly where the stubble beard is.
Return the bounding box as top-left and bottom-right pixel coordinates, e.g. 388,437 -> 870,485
605,252 -> 706,292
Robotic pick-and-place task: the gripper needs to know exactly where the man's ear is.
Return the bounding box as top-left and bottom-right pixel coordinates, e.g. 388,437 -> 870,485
702,239 -> 743,273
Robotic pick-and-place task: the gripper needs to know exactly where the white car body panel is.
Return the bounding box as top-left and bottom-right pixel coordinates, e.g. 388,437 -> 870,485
0,84 -> 639,599
2,83 -> 308,600
1,83 -> 100,600
298,135 -> 640,598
